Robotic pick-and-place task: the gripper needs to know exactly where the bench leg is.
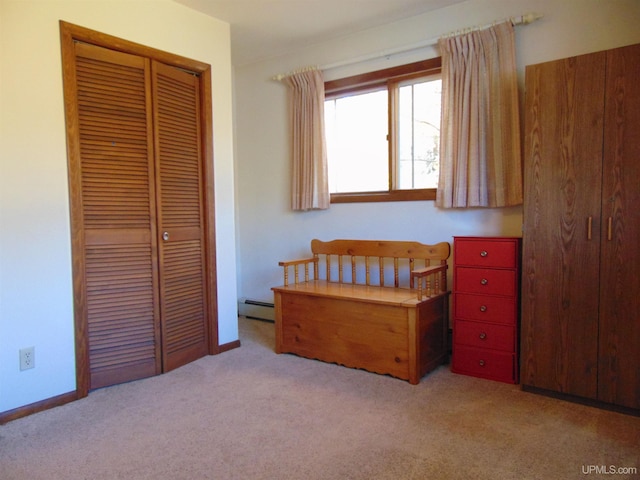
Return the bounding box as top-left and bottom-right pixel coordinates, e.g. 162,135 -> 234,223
273,291 -> 283,354
407,309 -> 419,385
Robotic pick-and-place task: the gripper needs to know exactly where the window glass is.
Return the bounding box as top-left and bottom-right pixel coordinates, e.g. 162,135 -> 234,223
325,89 -> 388,193
397,78 -> 442,189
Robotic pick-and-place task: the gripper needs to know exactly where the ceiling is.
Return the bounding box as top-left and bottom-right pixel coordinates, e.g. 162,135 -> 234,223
174,0 -> 466,66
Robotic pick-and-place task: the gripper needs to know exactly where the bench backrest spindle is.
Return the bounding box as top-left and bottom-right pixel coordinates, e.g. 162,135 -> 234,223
365,257 -> 371,285
313,254 -> 319,281
350,256 -> 355,284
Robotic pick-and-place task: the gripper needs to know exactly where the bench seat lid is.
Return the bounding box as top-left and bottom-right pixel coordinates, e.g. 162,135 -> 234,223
272,280 -> 445,306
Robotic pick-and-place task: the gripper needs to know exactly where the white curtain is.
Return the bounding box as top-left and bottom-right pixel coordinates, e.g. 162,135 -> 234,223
283,69 -> 330,211
436,21 -> 523,208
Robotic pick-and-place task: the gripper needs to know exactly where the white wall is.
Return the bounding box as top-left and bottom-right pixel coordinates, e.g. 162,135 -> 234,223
234,0 -> 640,304
0,0 -> 237,413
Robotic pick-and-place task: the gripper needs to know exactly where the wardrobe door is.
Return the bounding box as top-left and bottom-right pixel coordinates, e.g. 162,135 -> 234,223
152,61 -> 209,371
74,43 -> 161,389
598,44 -> 640,409
521,52 -> 606,398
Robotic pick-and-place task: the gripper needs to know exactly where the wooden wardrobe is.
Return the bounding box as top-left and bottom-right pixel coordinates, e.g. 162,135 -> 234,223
61,22 -> 218,396
521,43 -> 640,412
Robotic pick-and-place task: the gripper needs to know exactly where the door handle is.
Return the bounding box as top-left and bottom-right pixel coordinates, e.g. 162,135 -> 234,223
607,217 -> 612,241
587,216 -> 592,240
162,231 -> 170,241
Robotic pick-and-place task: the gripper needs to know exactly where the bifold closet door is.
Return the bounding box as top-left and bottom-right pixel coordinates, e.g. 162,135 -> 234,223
73,43 -> 209,389
152,61 -> 208,371
74,43 -> 162,389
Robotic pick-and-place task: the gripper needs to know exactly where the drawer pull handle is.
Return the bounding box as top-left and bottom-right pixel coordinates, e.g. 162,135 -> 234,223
479,359 -> 486,367
480,250 -> 488,257
479,305 -> 487,312
479,332 -> 487,340
480,278 -> 488,285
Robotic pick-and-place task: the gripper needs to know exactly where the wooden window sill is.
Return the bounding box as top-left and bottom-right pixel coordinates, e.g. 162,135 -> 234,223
331,189 -> 436,203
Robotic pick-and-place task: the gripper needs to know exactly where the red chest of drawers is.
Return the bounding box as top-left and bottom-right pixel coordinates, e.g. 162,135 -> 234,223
452,236 -> 521,384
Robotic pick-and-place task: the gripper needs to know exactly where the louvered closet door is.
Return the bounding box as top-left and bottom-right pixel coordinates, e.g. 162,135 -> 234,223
152,61 -> 209,372
74,43 -> 161,389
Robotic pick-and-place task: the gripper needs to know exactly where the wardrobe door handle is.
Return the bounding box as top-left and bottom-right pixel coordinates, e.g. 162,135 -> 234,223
607,217 -> 612,241
587,217 -> 593,240
162,231 -> 170,241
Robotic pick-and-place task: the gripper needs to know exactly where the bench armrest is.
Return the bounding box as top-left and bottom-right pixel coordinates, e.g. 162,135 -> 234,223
278,257 -> 315,268
278,257 -> 316,286
411,264 -> 448,301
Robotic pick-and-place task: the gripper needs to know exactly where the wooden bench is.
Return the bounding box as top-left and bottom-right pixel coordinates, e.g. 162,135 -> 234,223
272,239 -> 451,384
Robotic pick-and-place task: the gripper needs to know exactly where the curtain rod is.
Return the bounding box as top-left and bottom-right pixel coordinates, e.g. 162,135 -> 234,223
273,12 -> 542,81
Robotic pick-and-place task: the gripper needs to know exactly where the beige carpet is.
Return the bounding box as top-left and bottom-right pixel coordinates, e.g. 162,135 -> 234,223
1,317 -> 638,480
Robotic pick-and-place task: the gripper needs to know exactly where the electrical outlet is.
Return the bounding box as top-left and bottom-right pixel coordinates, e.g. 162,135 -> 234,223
19,347 -> 35,371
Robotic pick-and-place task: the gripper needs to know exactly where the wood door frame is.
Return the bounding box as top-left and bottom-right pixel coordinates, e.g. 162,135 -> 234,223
60,21 -> 219,398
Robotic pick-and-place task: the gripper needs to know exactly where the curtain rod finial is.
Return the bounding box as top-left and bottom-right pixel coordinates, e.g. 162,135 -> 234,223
516,12 -> 543,25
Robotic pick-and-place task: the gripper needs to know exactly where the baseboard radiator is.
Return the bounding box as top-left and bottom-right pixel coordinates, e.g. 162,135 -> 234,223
238,298 -> 275,322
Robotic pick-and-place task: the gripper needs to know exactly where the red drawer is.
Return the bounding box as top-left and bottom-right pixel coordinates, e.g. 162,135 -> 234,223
455,267 -> 516,296
452,345 -> 516,383
454,320 -> 515,351
454,238 -> 518,268
454,293 -> 516,324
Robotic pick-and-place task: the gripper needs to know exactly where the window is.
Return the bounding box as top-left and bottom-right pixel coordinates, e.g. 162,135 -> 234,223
324,58 -> 442,203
